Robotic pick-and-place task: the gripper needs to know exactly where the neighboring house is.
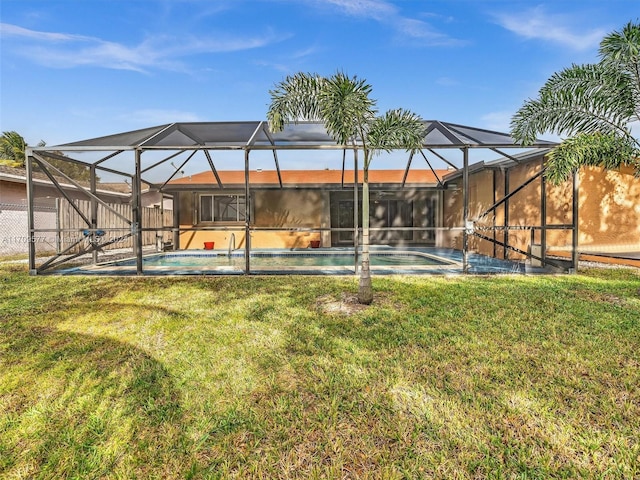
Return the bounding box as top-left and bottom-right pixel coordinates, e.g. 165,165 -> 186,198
0,164 -> 159,255
166,168 -> 448,250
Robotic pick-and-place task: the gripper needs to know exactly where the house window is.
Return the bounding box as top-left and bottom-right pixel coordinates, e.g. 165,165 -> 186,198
199,194 -> 245,222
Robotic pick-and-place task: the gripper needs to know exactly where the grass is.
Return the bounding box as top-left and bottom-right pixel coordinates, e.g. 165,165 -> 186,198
1,264 -> 639,479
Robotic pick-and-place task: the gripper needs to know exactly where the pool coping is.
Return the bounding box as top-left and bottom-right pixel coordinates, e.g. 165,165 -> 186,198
71,248 -> 463,275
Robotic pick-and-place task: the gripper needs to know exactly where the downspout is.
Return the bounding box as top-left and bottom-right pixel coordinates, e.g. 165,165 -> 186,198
492,169 -> 497,258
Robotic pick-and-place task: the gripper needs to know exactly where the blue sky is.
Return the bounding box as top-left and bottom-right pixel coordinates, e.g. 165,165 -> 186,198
1,0 -> 637,173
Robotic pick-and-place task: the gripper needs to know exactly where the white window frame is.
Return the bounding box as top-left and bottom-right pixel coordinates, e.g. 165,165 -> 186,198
198,194 -> 245,223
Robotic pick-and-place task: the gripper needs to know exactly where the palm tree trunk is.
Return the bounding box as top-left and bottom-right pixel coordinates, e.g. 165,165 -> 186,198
358,166 -> 373,304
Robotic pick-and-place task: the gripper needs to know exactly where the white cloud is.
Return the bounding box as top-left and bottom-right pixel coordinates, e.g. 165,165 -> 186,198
0,22 -> 93,42
493,7 -> 605,51
313,0 -> 464,46
254,59 -> 291,73
291,45 -> 322,59
0,22 -> 284,73
395,17 -> 466,46
480,111 -> 512,132
322,0 -> 396,21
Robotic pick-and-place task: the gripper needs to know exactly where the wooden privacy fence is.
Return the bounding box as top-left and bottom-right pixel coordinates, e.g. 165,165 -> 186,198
57,199 -> 172,253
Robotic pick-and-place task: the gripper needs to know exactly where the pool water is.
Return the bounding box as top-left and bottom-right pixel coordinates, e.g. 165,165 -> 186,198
114,250 -> 455,269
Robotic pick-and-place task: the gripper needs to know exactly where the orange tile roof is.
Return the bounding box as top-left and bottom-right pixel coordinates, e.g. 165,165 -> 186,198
169,169 -> 448,186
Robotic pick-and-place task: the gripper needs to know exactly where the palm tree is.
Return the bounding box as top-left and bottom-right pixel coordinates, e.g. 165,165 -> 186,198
511,21 -> 640,184
268,72 -> 425,304
0,130 -> 97,181
1,131 -> 28,167
0,131 -> 47,167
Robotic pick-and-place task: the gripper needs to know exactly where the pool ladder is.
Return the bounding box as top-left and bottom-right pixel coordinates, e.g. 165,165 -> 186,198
228,233 -> 236,257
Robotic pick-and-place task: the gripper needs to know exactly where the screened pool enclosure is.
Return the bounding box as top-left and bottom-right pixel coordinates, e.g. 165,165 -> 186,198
25,120 -> 577,275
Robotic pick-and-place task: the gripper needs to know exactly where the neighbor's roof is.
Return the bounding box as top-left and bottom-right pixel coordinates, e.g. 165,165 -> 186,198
51,120 -> 557,151
0,164 -> 130,197
167,168 -> 449,188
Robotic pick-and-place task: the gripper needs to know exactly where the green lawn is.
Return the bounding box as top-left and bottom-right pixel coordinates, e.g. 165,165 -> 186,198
1,264 -> 639,479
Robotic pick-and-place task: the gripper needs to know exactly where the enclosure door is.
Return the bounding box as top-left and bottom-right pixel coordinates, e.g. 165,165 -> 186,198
370,199 -> 413,243
336,200 -> 361,243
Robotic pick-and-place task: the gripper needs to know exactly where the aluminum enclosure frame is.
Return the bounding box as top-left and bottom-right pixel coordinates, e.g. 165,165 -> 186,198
26,120 -> 564,275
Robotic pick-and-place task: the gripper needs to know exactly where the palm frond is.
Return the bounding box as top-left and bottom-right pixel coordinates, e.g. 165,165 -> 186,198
267,71 -> 423,161
511,63 -> 635,145
545,132 -> 639,184
367,109 -> 425,158
599,21 -> 640,73
0,131 -> 27,163
267,73 -> 326,132
599,21 -> 640,121
319,72 -> 376,145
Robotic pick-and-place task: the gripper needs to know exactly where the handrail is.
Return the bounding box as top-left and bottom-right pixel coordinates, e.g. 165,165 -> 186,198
228,233 -> 236,257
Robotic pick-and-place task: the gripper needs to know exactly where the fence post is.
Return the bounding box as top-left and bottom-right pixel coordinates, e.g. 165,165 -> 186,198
26,150 -> 36,274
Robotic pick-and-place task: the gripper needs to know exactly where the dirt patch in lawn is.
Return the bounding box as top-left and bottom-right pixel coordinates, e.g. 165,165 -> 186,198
315,293 -> 369,315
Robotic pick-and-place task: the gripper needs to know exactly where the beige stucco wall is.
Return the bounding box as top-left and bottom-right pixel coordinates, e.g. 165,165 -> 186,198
177,189 -> 328,250
578,165 -> 640,249
502,162 -> 640,257
174,165 -> 640,255
441,160 -> 640,259
1,180 -> 29,204
177,187 -> 440,250
1,181 -> 59,254
441,169 -> 496,253
253,189 -> 327,248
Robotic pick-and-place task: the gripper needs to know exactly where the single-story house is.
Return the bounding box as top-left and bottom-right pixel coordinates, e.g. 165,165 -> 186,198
166,168 -> 448,251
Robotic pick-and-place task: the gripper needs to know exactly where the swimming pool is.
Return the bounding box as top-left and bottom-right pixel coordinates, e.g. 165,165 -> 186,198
67,247 -> 526,275
103,249 -> 459,273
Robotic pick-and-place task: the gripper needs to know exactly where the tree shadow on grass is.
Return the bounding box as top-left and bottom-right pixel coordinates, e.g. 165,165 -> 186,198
0,321 -> 187,479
